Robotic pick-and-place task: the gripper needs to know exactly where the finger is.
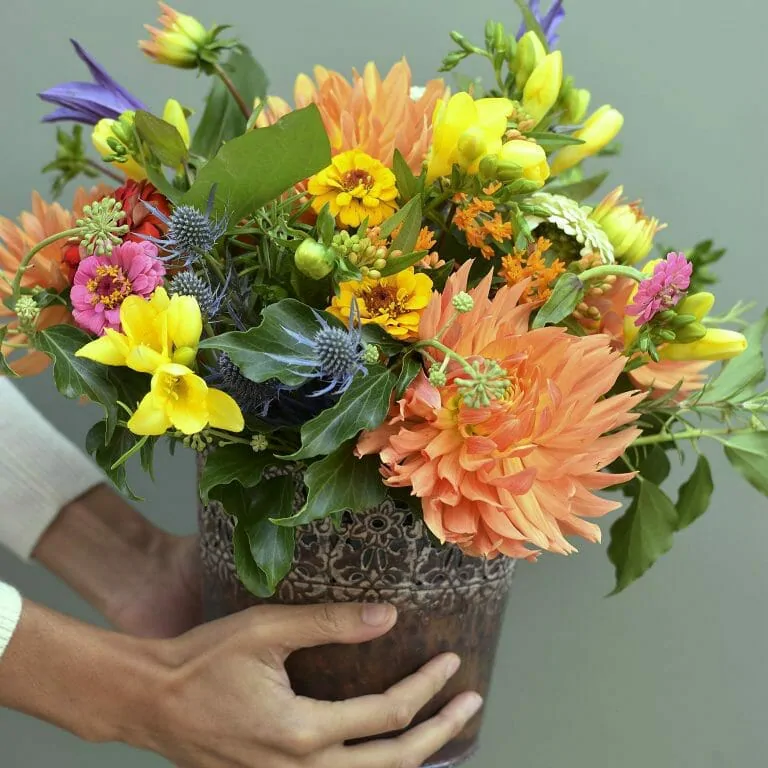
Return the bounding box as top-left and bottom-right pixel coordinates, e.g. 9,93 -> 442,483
329,692 -> 484,768
306,653 -> 461,744
254,602 -> 398,653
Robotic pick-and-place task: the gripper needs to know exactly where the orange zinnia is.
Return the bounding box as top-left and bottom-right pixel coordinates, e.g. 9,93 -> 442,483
357,262 -> 643,560
0,186 -> 110,376
255,60 -> 447,174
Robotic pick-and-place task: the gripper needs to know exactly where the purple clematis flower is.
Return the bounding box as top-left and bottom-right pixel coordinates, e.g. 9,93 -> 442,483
517,0 -> 566,49
39,39 -> 146,125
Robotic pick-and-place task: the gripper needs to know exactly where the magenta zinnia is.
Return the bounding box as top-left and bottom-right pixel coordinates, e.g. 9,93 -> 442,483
627,251 -> 692,326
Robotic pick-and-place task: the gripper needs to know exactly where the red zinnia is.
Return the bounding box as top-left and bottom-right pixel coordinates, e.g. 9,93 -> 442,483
113,180 -> 171,241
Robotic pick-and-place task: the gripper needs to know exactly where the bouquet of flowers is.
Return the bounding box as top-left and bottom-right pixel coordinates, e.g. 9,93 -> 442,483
2,0 -> 766,598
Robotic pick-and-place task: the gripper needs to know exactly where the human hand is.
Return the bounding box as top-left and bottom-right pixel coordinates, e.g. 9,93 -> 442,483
134,602 -> 482,768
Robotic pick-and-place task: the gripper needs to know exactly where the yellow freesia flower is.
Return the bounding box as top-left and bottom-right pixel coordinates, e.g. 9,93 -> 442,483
495,139 -> 551,185
522,51 -> 563,126
76,287 -> 202,372
550,105 -> 624,176
128,363 -> 244,435
92,112 -> 146,181
426,93 -> 513,183
162,98 -> 191,148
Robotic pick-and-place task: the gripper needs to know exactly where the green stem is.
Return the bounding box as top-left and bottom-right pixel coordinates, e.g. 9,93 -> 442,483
212,61 -> 251,120
9,227 -> 82,307
414,338 -> 475,376
207,428 -> 252,446
578,264 -> 646,284
203,251 -> 227,286
84,158 -> 124,184
632,426 -> 762,447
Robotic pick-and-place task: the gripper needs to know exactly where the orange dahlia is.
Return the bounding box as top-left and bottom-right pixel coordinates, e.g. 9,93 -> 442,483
0,186 -> 110,376
357,263 -> 643,560
578,276 -> 710,399
255,60 -> 447,173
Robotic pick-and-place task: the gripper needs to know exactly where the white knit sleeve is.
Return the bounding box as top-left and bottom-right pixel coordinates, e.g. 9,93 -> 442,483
0,378 -> 105,560
0,581 -> 22,659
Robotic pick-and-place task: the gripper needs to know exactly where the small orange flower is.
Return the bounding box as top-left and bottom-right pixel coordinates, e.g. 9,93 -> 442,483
414,227 -> 445,269
500,237 -> 566,304
453,194 -> 510,259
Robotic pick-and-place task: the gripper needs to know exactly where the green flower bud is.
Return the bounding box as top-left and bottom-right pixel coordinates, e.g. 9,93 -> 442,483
671,321 -> 708,344
250,434 -> 269,452
363,344 -> 381,365
452,291 -> 474,313
295,238 -> 335,280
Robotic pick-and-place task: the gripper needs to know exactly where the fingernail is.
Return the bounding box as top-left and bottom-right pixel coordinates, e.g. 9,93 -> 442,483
460,694 -> 483,719
444,654 -> 461,679
362,603 -> 395,626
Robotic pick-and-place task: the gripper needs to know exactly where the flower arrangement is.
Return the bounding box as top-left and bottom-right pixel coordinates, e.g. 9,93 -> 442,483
2,0 -> 766,597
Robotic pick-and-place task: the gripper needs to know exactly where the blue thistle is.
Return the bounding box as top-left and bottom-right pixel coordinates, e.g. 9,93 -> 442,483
267,303 -> 368,397
167,271 -> 225,319
517,0 -> 565,49
144,188 -> 227,266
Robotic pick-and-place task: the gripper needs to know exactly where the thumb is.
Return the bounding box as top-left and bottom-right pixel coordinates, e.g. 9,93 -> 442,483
256,602 -> 397,652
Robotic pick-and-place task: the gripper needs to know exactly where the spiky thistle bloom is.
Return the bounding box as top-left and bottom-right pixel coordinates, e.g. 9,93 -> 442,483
144,191 -> 227,265
168,271 -> 224,320
627,252 -> 692,326
526,192 -> 614,263
356,261 -> 643,561
0,186 -> 110,375
266,305 -> 369,397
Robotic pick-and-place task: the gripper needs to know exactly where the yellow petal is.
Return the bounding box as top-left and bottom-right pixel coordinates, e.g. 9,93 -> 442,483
75,331 -> 129,366
660,329 -> 748,362
475,98 -> 513,135
126,344 -> 169,374
128,392 -> 172,436
166,294 -> 202,350
206,388 -> 245,433
150,287 -> 170,312
162,98 -> 191,148
121,295 -> 162,346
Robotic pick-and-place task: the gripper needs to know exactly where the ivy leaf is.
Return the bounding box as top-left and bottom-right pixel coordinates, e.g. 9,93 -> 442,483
183,105 -> 331,221
85,421 -> 141,501
239,475 -> 295,590
34,325 -> 118,440
360,323 -> 405,357
191,47 -> 269,158
395,355 -> 423,399
638,445 -> 671,485
274,446 -> 387,527
134,110 -> 188,168
233,521 -> 272,597
722,432 -> 768,496
700,309 -> 768,404
209,480 -> 249,518
676,455 -> 714,531
199,443 -> 274,503
607,479 -> 678,594
285,365 -> 396,460
200,299 -> 337,386
392,149 -> 420,203
532,273 -> 585,329
546,171 -> 609,202
0,326 -> 19,378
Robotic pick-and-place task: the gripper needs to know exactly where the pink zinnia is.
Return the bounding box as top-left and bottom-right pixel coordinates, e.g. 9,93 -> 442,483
627,251 -> 692,327
71,241 -> 165,335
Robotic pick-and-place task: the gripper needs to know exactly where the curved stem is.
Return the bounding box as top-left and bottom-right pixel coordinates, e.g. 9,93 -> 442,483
212,61 -> 251,120
84,158 -> 124,184
414,338 -> 475,376
632,425 -> 762,447
207,428 -> 252,446
579,264 -> 646,284
9,227 -> 82,307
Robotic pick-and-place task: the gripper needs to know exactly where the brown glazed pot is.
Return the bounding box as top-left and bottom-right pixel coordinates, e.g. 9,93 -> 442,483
198,468 -> 515,767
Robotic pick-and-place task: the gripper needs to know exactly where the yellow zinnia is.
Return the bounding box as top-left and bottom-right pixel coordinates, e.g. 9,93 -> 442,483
128,363 -> 244,435
307,149 -> 398,228
327,268 -> 433,340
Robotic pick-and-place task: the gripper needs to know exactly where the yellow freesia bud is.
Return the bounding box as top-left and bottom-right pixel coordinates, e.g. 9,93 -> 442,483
676,292 -> 715,321
92,113 -> 146,181
550,105 -> 624,175
589,186 -> 664,264
562,87 -> 591,125
522,51 -> 563,126
426,93 -> 513,182
162,98 -> 190,148
514,31 -> 546,91
483,139 -> 550,185
659,328 -> 748,362
140,3 -> 211,69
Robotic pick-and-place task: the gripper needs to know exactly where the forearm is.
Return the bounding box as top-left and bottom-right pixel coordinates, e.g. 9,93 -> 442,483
0,598 -> 161,747
32,485 -> 169,625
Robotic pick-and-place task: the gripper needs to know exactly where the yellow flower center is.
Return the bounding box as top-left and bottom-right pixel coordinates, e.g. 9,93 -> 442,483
87,264 -> 133,309
158,372 -> 183,401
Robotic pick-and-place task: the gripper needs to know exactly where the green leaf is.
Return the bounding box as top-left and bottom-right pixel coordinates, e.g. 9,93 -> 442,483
607,479 -> 678,594
360,323 -> 405,357
183,105 -> 331,222
723,432 -> 768,496
191,47 -> 269,158
34,325 -> 118,440
526,132 -> 585,151
275,446 -> 387,527
392,149 -> 419,202
395,355 -> 423,399
209,480 -> 249,518
143,163 -> 182,204
378,250 -> 428,277
240,475 -> 295,589
379,195 -> 421,242
546,171 -> 609,202
85,422 -> 141,501
233,520 -> 272,597
200,299 -> 335,387
0,326 -> 19,378
134,110 -> 188,168
638,445 -> 671,485
199,443 -> 274,502
531,273 -> 585,329
286,365 -> 396,460
391,196 -> 423,255
676,455 -> 714,531
701,309 -> 768,404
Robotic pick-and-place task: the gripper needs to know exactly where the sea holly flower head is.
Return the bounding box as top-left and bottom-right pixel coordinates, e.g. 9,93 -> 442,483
627,252 -> 693,327
39,40 -> 146,125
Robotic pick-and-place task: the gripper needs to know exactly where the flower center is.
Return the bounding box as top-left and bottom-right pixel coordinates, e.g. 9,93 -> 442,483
341,169 -> 374,197
363,283 -> 404,316
158,374 -> 183,401
87,264 -> 133,309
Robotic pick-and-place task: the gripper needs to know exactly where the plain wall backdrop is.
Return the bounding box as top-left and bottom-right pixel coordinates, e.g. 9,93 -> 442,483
0,0 -> 766,766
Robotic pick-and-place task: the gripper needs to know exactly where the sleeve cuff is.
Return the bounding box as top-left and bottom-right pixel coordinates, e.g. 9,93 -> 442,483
0,582 -> 23,659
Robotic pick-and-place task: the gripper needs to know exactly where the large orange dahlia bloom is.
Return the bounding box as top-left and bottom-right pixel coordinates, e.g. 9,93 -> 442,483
0,186 -> 110,376
357,263 -> 643,560
255,60 -> 447,174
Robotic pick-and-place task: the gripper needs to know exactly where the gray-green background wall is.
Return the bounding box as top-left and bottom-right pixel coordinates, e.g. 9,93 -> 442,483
0,0 -> 765,765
